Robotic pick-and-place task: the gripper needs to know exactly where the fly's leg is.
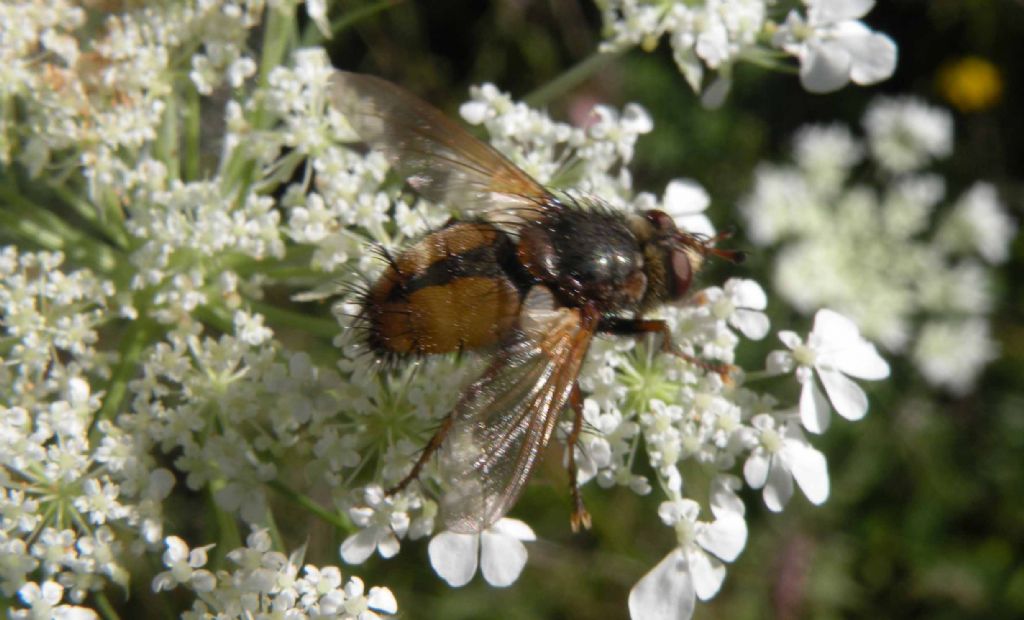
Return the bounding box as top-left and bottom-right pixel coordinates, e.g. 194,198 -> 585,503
598,317 -> 735,380
386,413 -> 456,495
567,382 -> 592,532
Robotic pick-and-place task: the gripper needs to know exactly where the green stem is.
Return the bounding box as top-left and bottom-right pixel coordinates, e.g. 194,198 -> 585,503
742,369 -> 781,382
50,185 -> 130,250
90,313 -> 159,439
267,478 -> 352,532
93,590 -> 122,620
156,90 -> 181,180
263,506 -> 286,551
208,484 -> 243,565
183,85 -> 201,181
249,300 -> 339,339
523,50 -> 621,107
0,185 -> 120,272
258,8 -> 294,90
195,303 -> 234,334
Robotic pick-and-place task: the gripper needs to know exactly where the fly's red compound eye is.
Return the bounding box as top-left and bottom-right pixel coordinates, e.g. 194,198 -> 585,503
669,247 -> 694,298
644,209 -> 676,232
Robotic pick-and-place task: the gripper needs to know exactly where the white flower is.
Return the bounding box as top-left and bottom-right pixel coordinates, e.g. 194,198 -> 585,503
13,581 -> 98,620
627,485 -> 747,620
234,309 -> 273,346
768,309 -> 889,433
341,576 -> 398,619
340,485 -> 409,564
742,414 -> 829,511
660,179 -> 715,237
428,518 -> 536,588
792,123 -> 863,190
774,0 -> 897,94
863,96 -> 953,174
912,319 -> 998,396
701,278 -> 770,340
939,183 -> 1016,264
151,536 -> 216,593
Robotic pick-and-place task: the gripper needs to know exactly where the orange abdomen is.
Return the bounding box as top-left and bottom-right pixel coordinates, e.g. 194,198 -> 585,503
361,222 -> 527,356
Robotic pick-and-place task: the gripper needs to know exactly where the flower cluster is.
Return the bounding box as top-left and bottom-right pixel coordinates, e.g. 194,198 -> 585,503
0,3 -> 903,620
0,248 -> 168,610
153,529 -> 397,619
740,96 -> 1015,394
595,0 -> 897,101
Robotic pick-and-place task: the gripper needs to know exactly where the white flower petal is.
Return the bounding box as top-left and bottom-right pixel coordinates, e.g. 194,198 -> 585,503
766,350 -> 794,375
729,279 -> 767,309
778,330 -> 803,349
846,32 -> 898,85
665,179 -> 710,216
377,533 -> 401,559
763,456 -> 793,512
800,378 -> 831,434
164,537 -> 189,563
815,0 -> 875,22
743,453 -> 769,489
340,529 -> 379,565
686,548 -> 726,601
490,518 -> 536,542
678,213 -> 716,238
709,476 -> 746,518
813,309 -> 861,345
696,514 -> 747,562
785,443 -> 830,505
818,367 -> 869,421
623,103 -> 654,133
367,586 -> 398,614
731,309 -> 770,340
459,101 -> 488,125
800,42 -> 852,94
428,532 -> 479,587
830,343 -> 890,380
628,548 -> 695,620
480,529 -> 529,587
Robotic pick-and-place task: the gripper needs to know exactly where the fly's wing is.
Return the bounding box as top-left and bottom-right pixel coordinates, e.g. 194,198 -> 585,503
439,287 -> 595,533
328,70 -> 555,227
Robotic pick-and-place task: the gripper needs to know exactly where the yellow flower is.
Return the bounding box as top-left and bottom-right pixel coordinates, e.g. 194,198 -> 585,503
937,56 -> 1003,113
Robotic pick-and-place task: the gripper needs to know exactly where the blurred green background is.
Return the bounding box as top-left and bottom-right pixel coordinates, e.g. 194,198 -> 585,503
303,1 -> 1024,618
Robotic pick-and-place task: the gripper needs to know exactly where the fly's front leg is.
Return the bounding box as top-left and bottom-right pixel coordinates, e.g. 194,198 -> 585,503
567,382 -> 592,533
386,413 -> 456,495
598,317 -> 735,380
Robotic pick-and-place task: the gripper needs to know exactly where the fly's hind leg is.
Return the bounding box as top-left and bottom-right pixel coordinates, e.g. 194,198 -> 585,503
386,413 -> 457,495
567,382 -> 592,532
598,317 -> 735,380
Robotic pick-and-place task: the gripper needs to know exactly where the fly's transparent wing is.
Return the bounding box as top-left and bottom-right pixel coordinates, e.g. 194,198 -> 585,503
439,287 -> 595,533
328,70 -> 554,226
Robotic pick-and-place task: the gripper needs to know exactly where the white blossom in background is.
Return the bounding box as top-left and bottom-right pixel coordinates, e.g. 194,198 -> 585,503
773,0 -> 898,94
863,97 -> 954,174
741,96 -> 1015,394
596,0 -> 896,98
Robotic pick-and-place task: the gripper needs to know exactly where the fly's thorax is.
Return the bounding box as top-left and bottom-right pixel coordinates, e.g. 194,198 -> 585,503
359,222 -> 526,357
522,204 -> 647,313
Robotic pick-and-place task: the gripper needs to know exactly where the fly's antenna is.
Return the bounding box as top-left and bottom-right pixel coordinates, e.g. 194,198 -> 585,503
686,226 -> 747,264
